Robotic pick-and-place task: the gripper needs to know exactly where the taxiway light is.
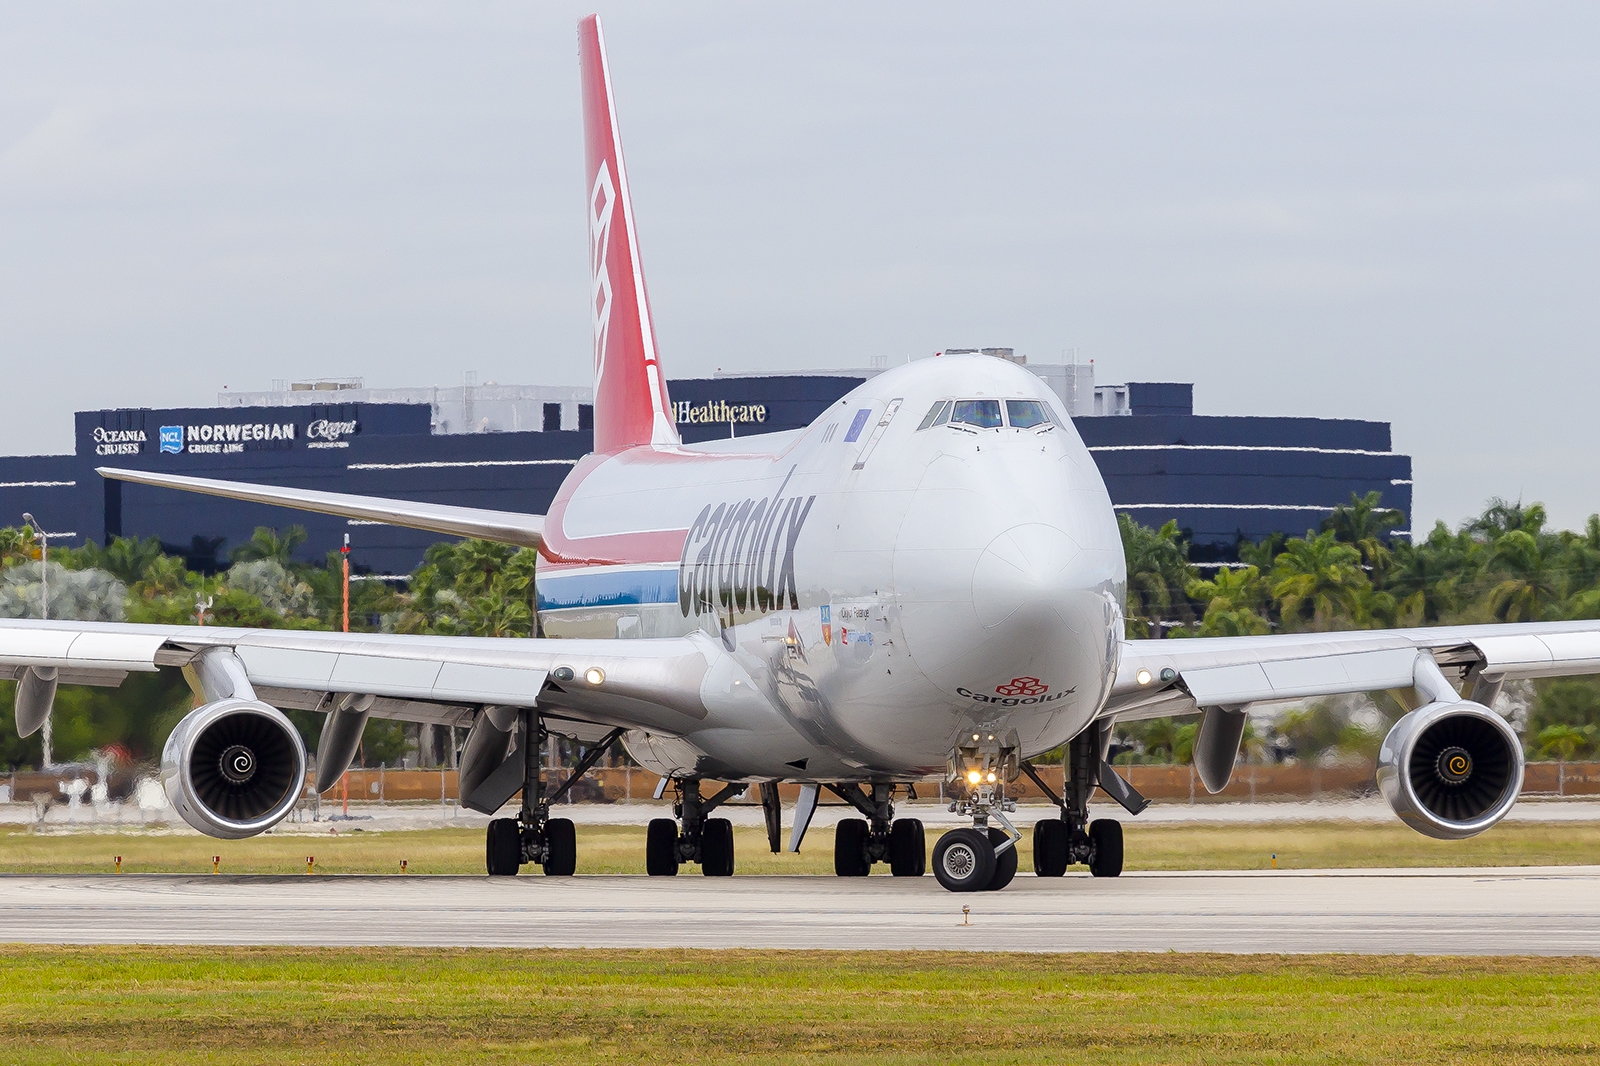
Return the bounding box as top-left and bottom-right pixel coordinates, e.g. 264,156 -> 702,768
1136,669 -> 1153,686
966,770 -> 982,785
552,666 -> 575,682
986,772 -> 996,783
585,667 -> 605,686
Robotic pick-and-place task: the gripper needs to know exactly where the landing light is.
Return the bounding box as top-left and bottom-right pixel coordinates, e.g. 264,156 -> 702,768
966,770 -> 982,785
986,772 -> 996,784
1136,669 -> 1153,686
584,667 -> 605,686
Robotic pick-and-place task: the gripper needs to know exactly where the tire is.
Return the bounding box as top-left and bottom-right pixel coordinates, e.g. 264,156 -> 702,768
1089,818 -> 1123,878
646,817 -> 680,876
932,827 -> 995,892
702,817 -> 735,877
834,817 -> 871,876
1033,819 -> 1068,877
485,818 -> 522,876
985,828 -> 1018,891
889,819 -> 925,877
542,817 -> 576,876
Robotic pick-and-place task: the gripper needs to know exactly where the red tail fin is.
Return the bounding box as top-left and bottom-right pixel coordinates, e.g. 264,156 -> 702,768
578,15 -> 679,453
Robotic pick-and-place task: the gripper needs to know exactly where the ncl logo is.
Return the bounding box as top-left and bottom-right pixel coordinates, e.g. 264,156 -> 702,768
158,426 -> 183,455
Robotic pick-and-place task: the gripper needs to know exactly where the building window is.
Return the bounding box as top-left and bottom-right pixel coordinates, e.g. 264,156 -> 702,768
543,403 -> 562,433
578,404 -> 594,432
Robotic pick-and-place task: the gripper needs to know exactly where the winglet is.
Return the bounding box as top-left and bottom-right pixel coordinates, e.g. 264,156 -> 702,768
578,14 -> 679,453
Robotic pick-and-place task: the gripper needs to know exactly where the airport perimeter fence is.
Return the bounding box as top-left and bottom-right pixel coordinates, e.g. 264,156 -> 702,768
5,761 -> 1598,820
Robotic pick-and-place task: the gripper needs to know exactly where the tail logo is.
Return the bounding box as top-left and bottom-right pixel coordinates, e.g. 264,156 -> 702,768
589,161 -> 616,382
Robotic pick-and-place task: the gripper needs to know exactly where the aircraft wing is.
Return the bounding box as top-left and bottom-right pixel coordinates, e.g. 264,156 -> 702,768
0,617 -> 711,741
1106,620 -> 1600,722
97,467 -> 544,549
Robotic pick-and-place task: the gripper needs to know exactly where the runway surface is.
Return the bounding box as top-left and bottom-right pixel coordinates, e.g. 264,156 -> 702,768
3,867 -> 1598,954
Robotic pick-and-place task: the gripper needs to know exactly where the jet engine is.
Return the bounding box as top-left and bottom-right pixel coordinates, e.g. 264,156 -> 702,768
1376,701 -> 1523,840
161,698 -> 307,839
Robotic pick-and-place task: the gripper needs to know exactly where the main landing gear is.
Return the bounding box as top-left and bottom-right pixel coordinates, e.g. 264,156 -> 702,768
1021,724 -> 1147,880
485,711 -> 623,877
645,777 -> 747,876
827,784 -> 925,878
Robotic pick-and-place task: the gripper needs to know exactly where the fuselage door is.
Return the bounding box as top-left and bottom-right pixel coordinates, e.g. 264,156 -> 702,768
851,398 -> 903,471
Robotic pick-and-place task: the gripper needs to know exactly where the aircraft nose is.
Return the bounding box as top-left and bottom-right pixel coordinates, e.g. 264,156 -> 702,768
972,523 -> 1082,630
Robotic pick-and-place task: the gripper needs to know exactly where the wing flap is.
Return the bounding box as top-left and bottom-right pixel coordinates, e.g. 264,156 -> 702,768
1115,619 -> 1600,717
1180,648 -> 1419,706
98,467 -> 543,549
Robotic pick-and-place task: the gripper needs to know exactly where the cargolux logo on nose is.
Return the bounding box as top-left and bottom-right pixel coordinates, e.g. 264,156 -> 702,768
996,676 -> 1047,697
956,677 -> 1071,706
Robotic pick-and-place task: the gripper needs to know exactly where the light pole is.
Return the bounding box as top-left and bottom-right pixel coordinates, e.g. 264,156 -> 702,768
21,512 -> 51,767
21,512 -> 46,620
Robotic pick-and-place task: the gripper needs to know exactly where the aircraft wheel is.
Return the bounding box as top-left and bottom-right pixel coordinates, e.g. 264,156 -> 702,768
932,827 -> 995,892
646,817 -> 680,876
888,818 -> 925,876
1033,820 -> 1068,877
834,817 -> 870,876
1089,818 -> 1123,878
984,828 -> 1018,891
542,817 -> 576,876
486,817 -> 522,876
702,817 -> 735,876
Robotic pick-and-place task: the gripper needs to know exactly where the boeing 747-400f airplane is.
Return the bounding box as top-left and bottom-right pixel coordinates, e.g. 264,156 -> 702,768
5,15 -> 1599,891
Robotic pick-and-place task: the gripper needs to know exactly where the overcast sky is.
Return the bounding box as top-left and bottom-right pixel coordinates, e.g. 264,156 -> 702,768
1,2 -> 1596,531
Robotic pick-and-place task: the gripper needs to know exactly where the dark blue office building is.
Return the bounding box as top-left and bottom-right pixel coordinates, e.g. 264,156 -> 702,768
0,370 -> 1409,572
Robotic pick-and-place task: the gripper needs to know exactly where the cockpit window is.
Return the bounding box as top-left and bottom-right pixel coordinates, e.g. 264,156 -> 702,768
950,399 -> 1002,429
1006,400 -> 1050,429
917,400 -> 951,431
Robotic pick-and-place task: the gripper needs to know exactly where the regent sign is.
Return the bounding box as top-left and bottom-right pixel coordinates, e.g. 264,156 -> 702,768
306,418 -> 359,449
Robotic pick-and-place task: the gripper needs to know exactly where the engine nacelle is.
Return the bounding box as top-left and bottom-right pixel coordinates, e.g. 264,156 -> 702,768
1376,701 -> 1523,840
161,698 -> 307,839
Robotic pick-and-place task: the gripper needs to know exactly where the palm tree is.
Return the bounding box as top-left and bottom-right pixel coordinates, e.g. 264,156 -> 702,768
98,536 -> 169,585
1534,723 -> 1595,763
1483,530 -> 1561,622
0,526 -> 36,569
1322,491 -> 1405,576
1388,521 -> 1475,624
231,525 -> 308,567
1237,532 -> 1288,571
1269,531 -> 1369,631
1185,564 -> 1273,636
1467,498 -> 1548,541
1120,515 -> 1196,638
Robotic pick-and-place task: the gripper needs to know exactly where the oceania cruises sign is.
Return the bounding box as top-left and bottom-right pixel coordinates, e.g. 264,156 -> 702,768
91,427 -> 147,456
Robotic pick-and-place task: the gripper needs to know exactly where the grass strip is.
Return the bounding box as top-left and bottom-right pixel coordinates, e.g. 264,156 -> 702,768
0,947 -> 1596,1064
2,818 -> 1598,875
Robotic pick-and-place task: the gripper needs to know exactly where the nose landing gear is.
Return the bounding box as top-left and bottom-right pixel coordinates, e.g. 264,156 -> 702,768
932,730 -> 1024,892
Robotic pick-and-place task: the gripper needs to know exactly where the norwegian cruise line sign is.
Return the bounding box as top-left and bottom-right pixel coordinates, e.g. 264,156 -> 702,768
159,421 -> 298,456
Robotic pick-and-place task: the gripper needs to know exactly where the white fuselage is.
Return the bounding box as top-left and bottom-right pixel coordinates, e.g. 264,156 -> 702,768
535,355 -> 1128,781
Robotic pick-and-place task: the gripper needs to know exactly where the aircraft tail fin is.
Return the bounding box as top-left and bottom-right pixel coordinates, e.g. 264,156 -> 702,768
578,14 -> 679,453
